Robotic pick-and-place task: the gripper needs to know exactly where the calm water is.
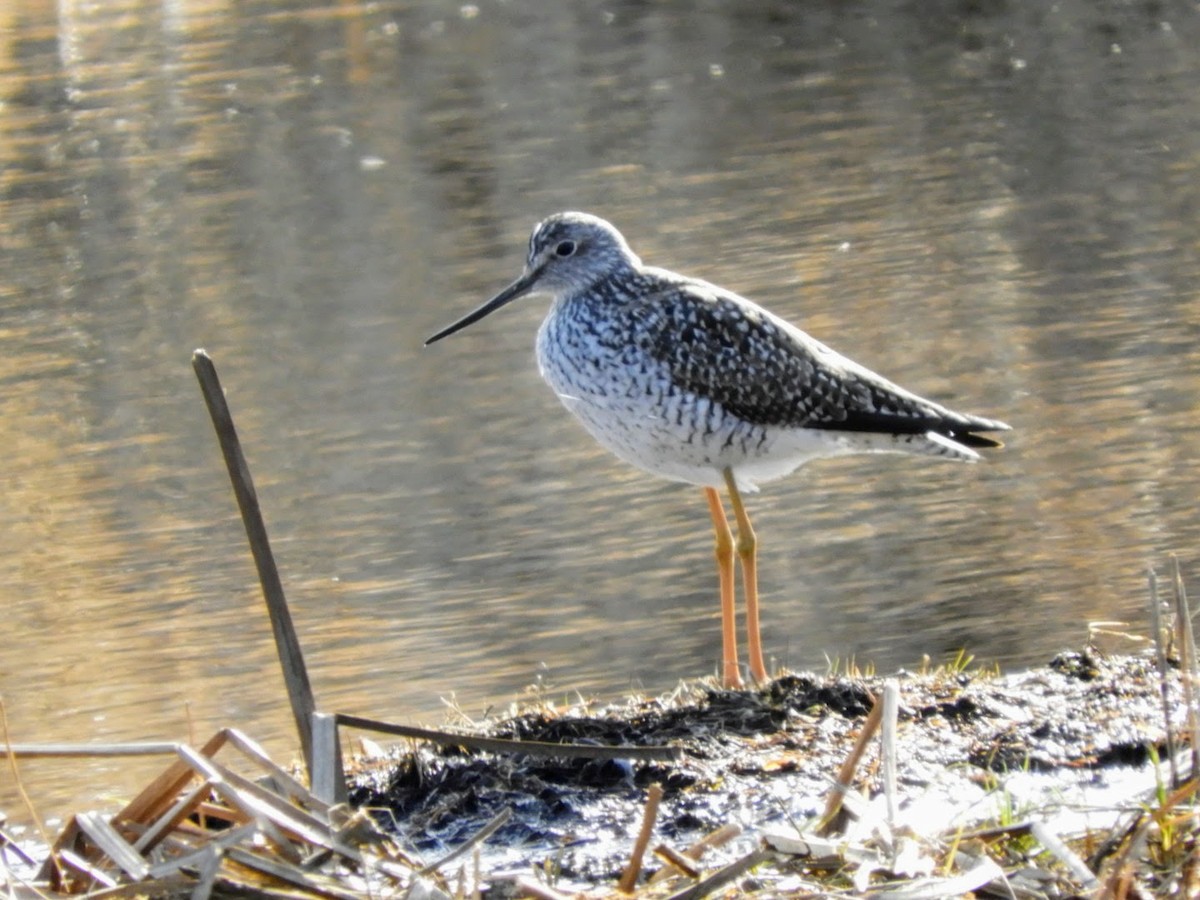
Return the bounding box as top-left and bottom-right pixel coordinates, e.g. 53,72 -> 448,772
2,0 -> 1199,824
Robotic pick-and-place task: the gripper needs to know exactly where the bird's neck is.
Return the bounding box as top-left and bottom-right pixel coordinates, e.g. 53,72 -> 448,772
561,265 -> 644,308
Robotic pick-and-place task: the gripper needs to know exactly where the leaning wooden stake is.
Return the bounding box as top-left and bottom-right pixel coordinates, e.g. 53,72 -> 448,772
192,349 -> 316,773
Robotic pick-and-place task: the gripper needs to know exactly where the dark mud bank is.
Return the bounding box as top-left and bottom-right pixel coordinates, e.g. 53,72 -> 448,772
349,651 -> 1184,882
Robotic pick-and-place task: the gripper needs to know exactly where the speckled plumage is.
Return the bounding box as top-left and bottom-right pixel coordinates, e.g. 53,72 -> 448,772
427,211 -> 1007,490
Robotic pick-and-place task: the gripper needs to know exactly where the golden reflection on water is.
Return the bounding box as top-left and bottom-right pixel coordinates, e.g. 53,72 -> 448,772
2,0 -> 1200,825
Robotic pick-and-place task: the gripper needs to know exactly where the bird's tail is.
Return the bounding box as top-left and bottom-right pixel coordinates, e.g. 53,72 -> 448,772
947,414 -> 1011,450
925,414 -> 1010,460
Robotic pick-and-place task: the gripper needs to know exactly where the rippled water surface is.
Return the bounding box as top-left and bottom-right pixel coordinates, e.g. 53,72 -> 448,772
2,0 -> 1199,822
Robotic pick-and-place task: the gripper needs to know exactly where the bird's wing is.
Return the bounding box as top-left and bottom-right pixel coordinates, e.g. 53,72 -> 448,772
629,278 -> 1007,445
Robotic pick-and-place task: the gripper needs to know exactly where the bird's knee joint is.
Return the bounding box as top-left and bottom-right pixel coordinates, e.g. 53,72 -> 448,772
735,532 -> 756,558
712,531 -> 734,560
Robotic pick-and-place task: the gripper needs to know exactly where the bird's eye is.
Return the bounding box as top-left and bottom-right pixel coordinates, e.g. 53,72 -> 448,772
554,240 -> 577,258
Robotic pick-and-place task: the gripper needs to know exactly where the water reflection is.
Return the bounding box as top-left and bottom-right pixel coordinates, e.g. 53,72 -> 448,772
1,0 -> 1198,824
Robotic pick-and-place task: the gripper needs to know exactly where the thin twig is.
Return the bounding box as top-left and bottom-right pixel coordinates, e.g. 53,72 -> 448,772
1099,777 -> 1200,897
192,349 -> 316,772
816,690 -> 882,834
617,784 -> 663,893
1148,568 -> 1179,788
0,822 -> 39,867
652,843 -> 702,880
418,808 -> 512,876
1098,777 -> 1200,899
955,821 -> 1034,842
0,696 -> 48,847
334,712 -> 680,761
1171,555 -> 1200,782
665,847 -> 772,900
647,823 -> 742,885
1031,821 -> 1099,892
3,742 -> 179,758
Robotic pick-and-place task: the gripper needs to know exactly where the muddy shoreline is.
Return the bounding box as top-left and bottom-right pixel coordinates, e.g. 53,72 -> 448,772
2,649 -> 1190,899
350,649 -> 1185,891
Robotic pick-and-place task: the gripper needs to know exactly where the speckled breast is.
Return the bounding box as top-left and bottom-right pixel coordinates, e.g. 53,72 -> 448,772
533,295 -> 820,490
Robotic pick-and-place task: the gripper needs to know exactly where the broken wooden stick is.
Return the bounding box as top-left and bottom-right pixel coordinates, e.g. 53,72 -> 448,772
192,349 -> 317,774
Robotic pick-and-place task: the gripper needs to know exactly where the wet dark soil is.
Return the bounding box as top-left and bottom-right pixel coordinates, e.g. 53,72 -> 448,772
348,651 -> 1183,885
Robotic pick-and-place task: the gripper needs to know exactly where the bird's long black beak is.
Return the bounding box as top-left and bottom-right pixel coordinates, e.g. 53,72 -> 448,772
424,267 -> 543,345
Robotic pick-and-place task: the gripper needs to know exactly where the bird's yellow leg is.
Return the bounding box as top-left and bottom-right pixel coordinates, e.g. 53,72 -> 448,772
723,468 -> 768,684
704,486 -> 742,689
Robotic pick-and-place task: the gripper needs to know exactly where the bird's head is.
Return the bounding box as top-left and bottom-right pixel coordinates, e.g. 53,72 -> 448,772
425,211 -> 640,345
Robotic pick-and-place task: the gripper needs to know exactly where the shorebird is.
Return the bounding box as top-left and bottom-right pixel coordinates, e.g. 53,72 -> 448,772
425,212 -> 1009,689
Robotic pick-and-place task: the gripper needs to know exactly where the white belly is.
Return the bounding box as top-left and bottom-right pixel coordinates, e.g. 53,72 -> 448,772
540,371 -> 867,492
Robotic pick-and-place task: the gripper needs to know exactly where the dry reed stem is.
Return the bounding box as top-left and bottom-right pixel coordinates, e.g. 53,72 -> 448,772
336,712 -> 679,762
1098,775 -> 1200,897
881,679 -> 900,830
0,696 -> 48,849
310,712 -> 348,806
1,743 -> 179,758
193,349 -> 317,773
816,688 -> 882,835
1148,569 -> 1180,788
618,783 -> 663,893
664,846 -> 772,900
1031,820 -> 1099,892
418,808 -> 512,876
652,843 -> 702,880
0,822 -> 39,869
33,726 -> 427,898
646,823 -> 742,885
1170,556 -> 1200,781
